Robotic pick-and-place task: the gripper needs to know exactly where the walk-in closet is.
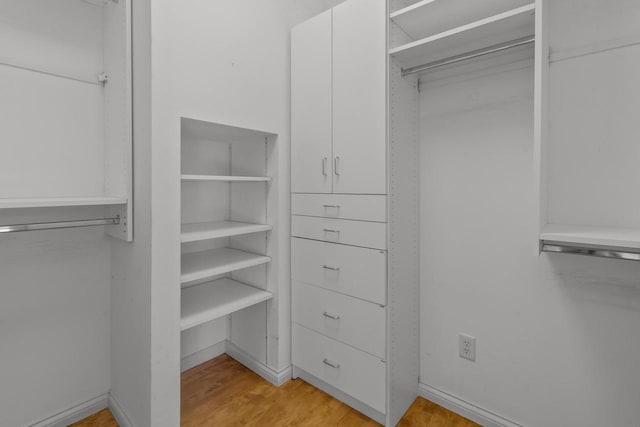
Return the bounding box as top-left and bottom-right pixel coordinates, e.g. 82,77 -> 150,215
1,0 -> 639,427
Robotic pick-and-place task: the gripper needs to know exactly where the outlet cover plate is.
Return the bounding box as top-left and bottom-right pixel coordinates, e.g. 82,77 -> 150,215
459,333 -> 476,362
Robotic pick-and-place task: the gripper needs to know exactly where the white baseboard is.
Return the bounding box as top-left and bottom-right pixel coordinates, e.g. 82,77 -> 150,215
30,394 -> 108,427
418,383 -> 522,427
181,341 -> 226,372
225,341 -> 292,386
109,393 -> 135,427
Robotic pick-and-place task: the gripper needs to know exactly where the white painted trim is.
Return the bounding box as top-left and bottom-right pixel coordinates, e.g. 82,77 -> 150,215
181,341 -> 226,372
29,394 -> 108,427
293,366 -> 386,425
109,393 -> 136,427
225,341 -> 292,386
418,383 -> 523,427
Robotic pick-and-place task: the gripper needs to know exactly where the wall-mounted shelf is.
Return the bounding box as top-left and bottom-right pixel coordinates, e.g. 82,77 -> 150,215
0,197 -> 127,210
540,224 -> 640,250
181,221 -> 272,243
181,174 -> 271,182
391,0 -> 532,41
181,247 -> 271,285
390,4 -> 535,68
181,278 -> 273,331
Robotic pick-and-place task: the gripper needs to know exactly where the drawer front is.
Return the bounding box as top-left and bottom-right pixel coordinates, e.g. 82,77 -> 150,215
291,215 -> 386,250
292,194 -> 386,222
292,238 -> 386,305
293,281 -> 386,358
292,324 -> 386,413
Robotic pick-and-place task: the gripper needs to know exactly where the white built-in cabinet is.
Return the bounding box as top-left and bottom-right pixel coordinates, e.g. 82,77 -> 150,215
291,0 -> 420,425
0,0 -> 133,240
291,0 -> 386,195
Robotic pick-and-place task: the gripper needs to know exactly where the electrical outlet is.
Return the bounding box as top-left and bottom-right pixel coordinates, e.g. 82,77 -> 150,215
459,333 -> 476,362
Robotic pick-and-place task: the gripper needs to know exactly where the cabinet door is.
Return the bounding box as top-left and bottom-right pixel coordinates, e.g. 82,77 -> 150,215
332,0 -> 386,195
291,9 -> 333,193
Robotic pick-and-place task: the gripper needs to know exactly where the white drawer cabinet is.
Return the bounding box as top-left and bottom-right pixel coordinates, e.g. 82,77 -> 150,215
292,324 -> 387,413
293,281 -> 386,358
291,194 -> 387,222
291,238 -> 387,305
291,215 -> 386,250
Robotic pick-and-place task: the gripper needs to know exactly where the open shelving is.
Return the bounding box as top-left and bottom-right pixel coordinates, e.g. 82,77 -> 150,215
181,221 -> 272,243
390,3 -> 535,68
0,197 -> 127,209
181,278 -> 273,331
181,174 -> 271,182
540,225 -> 640,250
181,247 -> 271,286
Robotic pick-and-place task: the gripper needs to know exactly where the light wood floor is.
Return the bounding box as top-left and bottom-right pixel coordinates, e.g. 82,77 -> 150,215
71,354 -> 478,426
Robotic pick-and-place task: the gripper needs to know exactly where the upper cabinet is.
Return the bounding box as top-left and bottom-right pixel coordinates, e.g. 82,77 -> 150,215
291,0 -> 387,195
291,10 -> 333,194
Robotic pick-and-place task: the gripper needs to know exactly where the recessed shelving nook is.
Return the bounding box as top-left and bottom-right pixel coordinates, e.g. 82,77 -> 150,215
535,0 -> 640,261
0,0 -> 132,240
180,117 -> 279,367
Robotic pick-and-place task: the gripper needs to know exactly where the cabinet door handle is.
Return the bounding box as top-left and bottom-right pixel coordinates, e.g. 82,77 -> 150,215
322,265 -> 340,271
334,156 -> 340,175
322,157 -> 328,176
323,229 -> 340,235
322,311 -> 341,320
323,358 -> 340,369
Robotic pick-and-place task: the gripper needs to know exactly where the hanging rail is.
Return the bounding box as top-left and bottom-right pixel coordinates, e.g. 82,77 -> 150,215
0,216 -> 120,234
541,242 -> 640,262
401,35 -> 535,77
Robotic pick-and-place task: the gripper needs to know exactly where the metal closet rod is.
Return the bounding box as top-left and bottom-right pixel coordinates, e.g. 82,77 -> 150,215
541,242 -> 640,262
0,216 -> 120,234
401,35 -> 536,77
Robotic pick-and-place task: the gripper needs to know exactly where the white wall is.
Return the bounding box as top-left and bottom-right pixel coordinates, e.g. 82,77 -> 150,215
419,57 -> 640,427
0,214 -> 111,427
147,0 -> 345,424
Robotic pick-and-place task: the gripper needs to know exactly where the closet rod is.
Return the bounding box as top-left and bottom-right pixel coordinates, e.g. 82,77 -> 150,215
541,242 -> 640,262
0,216 -> 120,234
401,35 -> 535,77
0,61 -> 103,86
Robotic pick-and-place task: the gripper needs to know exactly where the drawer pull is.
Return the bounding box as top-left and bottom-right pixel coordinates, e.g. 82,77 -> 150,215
322,311 -> 341,320
322,265 -> 340,271
323,228 -> 340,233
323,204 -> 340,208
323,358 -> 340,369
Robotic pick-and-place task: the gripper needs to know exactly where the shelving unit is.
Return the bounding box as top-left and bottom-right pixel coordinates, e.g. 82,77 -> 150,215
179,117 -> 282,380
181,279 -> 273,331
534,0 -> 640,259
390,3 -> 535,68
181,174 -> 271,182
181,221 -> 272,243
181,248 -> 271,285
0,0 -> 133,240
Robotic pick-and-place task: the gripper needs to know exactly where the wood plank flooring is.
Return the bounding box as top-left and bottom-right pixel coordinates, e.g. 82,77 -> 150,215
71,354 -> 478,426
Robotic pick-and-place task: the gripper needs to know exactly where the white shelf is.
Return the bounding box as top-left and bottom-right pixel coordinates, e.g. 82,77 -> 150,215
390,4 -> 535,69
181,278 -> 273,331
0,197 -> 127,209
181,247 -> 271,285
540,224 -> 640,250
181,174 -> 271,182
181,221 -> 272,243
391,0 -> 532,41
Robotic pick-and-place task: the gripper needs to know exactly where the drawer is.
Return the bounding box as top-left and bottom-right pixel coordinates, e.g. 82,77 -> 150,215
292,238 -> 386,305
291,215 -> 386,250
292,194 -> 386,222
293,281 -> 386,358
292,324 -> 386,413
